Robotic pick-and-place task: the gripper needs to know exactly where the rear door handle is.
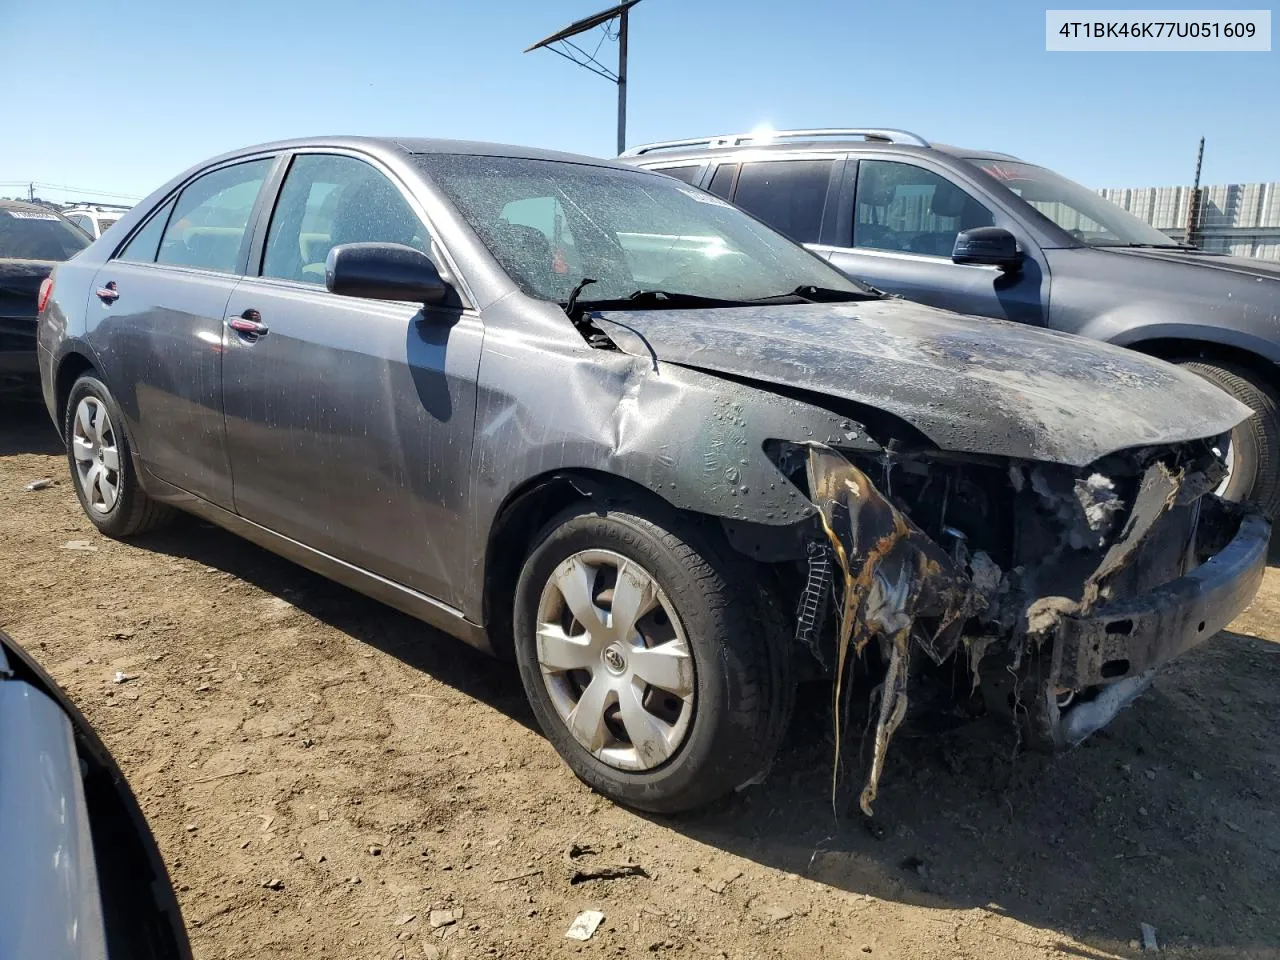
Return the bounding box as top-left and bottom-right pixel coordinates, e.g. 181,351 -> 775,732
95,281 -> 119,304
227,310 -> 268,338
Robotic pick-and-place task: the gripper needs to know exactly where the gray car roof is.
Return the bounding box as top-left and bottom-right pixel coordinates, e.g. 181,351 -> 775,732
210,135 -> 647,172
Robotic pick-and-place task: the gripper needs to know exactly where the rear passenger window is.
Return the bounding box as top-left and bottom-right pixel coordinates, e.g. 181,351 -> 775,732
731,160 -> 833,244
118,198 -> 175,263
707,163 -> 737,199
262,154 -> 430,285
651,164 -> 701,185
156,159 -> 271,274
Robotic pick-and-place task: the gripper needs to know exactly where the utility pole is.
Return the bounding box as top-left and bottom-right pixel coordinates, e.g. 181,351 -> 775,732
616,6 -> 628,156
1185,136 -> 1205,248
28,182 -> 34,203
526,1 -> 640,156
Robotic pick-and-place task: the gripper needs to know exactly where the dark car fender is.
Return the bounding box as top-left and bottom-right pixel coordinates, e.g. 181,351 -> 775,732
38,255 -> 112,431
1110,321 -> 1280,368
461,343 -> 881,625
1045,247 -> 1280,366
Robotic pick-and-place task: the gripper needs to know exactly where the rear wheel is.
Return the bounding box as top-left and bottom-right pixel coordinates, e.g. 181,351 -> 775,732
512,504 -> 792,813
64,375 -> 174,538
1178,360 -> 1280,519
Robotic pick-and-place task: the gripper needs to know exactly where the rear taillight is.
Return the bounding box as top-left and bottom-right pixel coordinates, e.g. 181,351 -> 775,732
37,277 -> 53,314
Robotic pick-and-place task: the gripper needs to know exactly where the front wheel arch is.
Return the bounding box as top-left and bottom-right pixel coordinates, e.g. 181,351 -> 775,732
482,470 -> 713,660
1120,335 -> 1279,389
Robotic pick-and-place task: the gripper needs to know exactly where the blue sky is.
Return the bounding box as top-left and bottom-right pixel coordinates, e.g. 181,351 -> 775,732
1,0 -> 1275,204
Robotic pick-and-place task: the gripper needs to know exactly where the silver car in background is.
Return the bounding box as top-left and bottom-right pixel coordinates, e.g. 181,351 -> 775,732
0,629 -> 190,960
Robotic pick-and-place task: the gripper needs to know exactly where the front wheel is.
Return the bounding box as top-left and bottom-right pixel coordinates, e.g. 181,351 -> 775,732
512,504 -> 792,814
1178,360 -> 1280,520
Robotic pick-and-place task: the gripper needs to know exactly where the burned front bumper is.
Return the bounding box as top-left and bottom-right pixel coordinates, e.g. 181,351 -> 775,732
1052,498 -> 1269,745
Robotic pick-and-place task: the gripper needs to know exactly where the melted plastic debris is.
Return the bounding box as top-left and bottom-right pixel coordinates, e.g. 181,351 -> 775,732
1030,465 -> 1118,550
1074,473 -> 1124,536
803,443 -> 982,816
1081,460 -> 1181,612
968,551 -> 1002,617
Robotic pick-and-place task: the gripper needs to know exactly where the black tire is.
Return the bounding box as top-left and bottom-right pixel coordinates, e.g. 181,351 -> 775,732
1179,360 -> 1280,520
64,374 -> 174,538
513,503 -> 793,814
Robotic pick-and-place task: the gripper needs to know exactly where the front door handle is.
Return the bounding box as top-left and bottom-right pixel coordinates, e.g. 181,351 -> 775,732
95,281 -> 119,304
227,310 -> 268,338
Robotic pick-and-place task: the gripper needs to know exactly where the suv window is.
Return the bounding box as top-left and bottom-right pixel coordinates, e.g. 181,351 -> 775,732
707,163 -> 737,199
853,160 -> 994,257
118,198 -> 176,263
262,154 -> 431,285
156,159 -> 272,274
651,164 -> 702,185
973,159 -> 1179,248
731,159 -> 833,245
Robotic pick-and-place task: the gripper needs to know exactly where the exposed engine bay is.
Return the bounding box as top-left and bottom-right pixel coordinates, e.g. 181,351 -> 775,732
768,436 -> 1266,815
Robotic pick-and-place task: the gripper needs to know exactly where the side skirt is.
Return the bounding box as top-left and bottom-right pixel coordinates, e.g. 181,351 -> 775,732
142,471 -> 493,655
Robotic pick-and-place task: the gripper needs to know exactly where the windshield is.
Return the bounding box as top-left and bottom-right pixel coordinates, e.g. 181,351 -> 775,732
416,154 -> 871,303
0,207 -> 91,260
972,160 -> 1181,248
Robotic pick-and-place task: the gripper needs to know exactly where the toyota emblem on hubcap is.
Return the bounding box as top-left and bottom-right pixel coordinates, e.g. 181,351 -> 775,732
602,647 -> 626,673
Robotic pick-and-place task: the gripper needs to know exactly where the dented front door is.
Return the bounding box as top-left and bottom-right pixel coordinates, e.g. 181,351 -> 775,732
220,280 -> 483,607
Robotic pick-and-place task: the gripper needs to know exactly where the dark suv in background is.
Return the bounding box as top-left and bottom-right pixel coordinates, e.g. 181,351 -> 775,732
621,128 -> 1280,519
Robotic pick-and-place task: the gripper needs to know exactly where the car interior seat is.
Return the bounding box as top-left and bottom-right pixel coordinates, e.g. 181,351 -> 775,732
301,178 -> 427,281
491,221 -> 557,296
920,184 -> 995,256
854,165 -> 904,250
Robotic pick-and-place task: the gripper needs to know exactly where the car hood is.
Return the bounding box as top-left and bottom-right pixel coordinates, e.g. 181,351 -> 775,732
1099,246 -> 1280,283
593,298 -> 1250,466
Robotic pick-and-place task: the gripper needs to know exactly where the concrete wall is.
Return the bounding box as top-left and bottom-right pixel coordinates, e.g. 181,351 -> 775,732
1098,182 -> 1280,261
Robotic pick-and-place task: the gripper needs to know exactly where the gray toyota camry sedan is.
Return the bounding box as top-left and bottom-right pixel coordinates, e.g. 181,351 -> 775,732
37,137 -> 1269,814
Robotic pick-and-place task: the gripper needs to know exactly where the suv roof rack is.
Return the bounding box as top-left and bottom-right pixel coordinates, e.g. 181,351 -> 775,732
620,127 -> 930,157
61,202 -> 133,213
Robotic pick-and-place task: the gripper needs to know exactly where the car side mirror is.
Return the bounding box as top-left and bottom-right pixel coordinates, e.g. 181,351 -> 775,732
325,242 -> 451,305
952,227 -> 1023,272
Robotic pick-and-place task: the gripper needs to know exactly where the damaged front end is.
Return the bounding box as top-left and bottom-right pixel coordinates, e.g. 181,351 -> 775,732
775,437 -> 1269,815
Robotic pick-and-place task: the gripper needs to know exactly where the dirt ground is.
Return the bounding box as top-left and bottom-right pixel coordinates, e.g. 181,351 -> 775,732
2,395 -> 1278,960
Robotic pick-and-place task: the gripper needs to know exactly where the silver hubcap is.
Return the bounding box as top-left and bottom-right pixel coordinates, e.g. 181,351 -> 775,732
535,549 -> 695,771
71,397 -> 120,514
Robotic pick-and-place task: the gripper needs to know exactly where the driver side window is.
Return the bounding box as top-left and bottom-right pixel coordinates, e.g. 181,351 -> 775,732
262,154 -> 431,285
853,160 -> 994,257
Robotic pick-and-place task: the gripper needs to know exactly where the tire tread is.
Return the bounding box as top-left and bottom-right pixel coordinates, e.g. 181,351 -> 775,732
1180,360 -> 1280,520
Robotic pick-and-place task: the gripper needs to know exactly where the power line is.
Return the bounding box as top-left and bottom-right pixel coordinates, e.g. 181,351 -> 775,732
0,180 -> 142,201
